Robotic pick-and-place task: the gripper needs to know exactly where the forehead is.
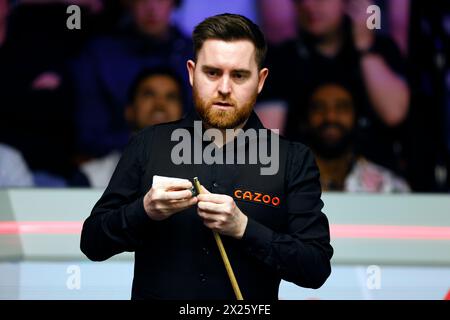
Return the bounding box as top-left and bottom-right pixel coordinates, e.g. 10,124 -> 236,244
197,39 -> 257,70
312,85 -> 352,101
139,75 -> 179,90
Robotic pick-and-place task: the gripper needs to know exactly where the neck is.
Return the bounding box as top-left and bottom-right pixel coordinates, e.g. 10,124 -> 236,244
204,119 -> 249,149
315,150 -> 354,191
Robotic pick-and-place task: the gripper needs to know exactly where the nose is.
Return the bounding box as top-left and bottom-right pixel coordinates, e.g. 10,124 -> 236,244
153,95 -> 167,109
218,75 -> 231,96
324,108 -> 338,122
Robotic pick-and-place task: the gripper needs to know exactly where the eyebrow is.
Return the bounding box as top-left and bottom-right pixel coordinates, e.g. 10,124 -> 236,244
201,65 -> 251,75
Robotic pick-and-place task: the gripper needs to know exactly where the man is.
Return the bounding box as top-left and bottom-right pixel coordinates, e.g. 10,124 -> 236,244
81,14 -> 333,299
80,67 -> 184,188
305,82 -> 410,192
258,0 -> 410,173
72,0 -> 192,158
124,67 -> 184,132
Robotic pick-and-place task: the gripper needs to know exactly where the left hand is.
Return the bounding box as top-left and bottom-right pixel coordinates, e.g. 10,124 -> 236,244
346,0 -> 375,51
197,186 -> 248,239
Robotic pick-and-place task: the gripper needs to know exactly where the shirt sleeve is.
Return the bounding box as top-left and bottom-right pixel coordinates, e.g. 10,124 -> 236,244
240,142 -> 333,289
0,145 -> 34,187
80,129 -> 153,261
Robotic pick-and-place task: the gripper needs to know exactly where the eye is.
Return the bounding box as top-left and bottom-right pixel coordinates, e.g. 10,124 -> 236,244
166,92 -> 181,102
310,101 -> 326,114
141,90 -> 155,98
336,100 -> 353,113
205,70 -> 219,78
231,72 -> 249,82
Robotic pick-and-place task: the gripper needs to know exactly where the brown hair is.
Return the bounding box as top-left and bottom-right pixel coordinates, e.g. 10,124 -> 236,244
192,13 -> 267,69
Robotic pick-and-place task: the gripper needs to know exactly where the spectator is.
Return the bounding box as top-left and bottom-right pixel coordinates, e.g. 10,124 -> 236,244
258,0 -> 410,173
80,67 -> 184,187
0,0 -> 95,185
305,82 -> 410,192
0,143 -> 34,188
71,0 -> 192,158
258,0 -> 297,45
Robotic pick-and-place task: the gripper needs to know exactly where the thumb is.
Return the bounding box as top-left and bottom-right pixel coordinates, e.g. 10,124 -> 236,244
200,185 -> 211,194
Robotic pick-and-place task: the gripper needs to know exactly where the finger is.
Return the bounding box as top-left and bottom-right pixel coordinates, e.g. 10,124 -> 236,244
197,193 -> 227,204
197,209 -> 222,221
168,197 -> 198,210
197,201 -> 222,214
160,189 -> 193,200
165,179 -> 193,190
203,220 -> 219,231
153,176 -> 192,190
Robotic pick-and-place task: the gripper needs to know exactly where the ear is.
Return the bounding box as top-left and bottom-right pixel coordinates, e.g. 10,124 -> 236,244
187,60 -> 196,87
257,68 -> 269,94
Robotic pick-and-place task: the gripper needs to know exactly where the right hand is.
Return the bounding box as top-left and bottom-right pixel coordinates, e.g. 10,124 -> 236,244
143,176 -> 197,221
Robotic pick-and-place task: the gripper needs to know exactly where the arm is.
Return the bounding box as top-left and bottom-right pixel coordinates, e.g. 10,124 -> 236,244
239,144 -> 333,289
347,0 -> 410,127
360,53 -> 410,126
80,131 -> 152,261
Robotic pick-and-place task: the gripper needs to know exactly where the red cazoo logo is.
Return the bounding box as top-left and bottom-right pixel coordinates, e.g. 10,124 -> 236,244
233,189 -> 280,207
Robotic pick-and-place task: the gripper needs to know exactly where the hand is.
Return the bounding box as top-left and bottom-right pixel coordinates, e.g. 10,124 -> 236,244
143,176 -> 197,221
346,0 -> 375,51
197,186 -> 248,239
31,72 -> 61,91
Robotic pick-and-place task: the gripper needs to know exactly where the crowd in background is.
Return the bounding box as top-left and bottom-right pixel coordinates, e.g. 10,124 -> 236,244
0,0 -> 449,193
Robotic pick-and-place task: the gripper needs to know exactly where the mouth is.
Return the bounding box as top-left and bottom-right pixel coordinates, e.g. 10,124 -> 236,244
320,127 -> 343,142
151,111 -> 168,122
212,102 -> 234,110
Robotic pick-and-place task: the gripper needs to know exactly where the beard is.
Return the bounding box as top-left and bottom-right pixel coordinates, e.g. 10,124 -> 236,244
193,84 -> 257,129
307,122 -> 354,160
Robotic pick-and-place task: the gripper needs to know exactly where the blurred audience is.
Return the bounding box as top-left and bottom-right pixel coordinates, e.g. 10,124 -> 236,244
259,0 -> 297,45
305,82 -> 410,192
0,0 -> 6,47
0,0 -> 101,186
0,0 -> 448,192
71,0 -> 192,159
80,67 -> 184,187
406,1 -> 450,192
257,0 -> 410,175
380,0 -> 410,57
0,143 -> 34,188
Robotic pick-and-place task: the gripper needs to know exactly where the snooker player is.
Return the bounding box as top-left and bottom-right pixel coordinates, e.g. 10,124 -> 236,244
80,13 -> 333,299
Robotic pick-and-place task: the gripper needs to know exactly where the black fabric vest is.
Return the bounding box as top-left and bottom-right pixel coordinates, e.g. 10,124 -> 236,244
133,119 -> 290,299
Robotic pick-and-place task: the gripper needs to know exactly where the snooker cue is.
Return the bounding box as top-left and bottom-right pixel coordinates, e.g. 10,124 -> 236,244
193,177 -> 244,300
